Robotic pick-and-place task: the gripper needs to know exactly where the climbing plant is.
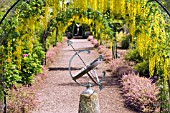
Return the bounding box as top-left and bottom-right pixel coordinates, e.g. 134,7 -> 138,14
0,0 -> 169,112
0,0 -> 47,88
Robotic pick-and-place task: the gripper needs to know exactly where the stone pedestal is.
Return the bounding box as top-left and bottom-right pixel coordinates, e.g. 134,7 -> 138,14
78,92 -> 100,113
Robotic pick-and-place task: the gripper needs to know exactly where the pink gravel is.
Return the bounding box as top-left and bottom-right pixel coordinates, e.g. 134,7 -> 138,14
32,39 -> 136,113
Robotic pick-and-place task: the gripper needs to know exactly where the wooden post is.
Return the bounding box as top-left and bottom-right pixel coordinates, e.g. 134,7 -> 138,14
78,84 -> 100,113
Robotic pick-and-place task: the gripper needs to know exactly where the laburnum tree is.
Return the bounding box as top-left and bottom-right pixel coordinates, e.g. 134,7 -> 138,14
0,0 -> 169,112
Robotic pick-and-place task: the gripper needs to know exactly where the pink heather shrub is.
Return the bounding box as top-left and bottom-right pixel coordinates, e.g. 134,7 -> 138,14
46,37 -> 68,66
52,46 -> 60,54
91,39 -> 99,48
35,66 -> 48,83
108,58 -> 125,72
97,45 -> 113,62
46,50 -> 57,64
98,45 -> 107,54
102,49 -> 112,62
46,41 -> 65,66
116,66 -> 138,79
7,86 -> 37,113
7,65 -> 48,113
56,42 -> 62,47
94,43 -> 99,48
63,36 -> 68,42
121,73 -> 159,112
87,35 -> 93,41
91,39 -> 98,44
117,50 -> 127,58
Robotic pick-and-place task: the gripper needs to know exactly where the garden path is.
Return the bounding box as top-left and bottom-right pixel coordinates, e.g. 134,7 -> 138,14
32,39 -> 136,113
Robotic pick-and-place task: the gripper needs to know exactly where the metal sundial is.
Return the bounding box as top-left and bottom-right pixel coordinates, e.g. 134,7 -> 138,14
67,40 -> 105,90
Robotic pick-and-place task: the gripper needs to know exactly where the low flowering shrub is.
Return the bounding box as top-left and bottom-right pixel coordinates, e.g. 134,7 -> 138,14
91,39 -> 99,48
91,39 -> 97,44
46,44 -> 60,66
7,86 -> 38,113
97,45 -> 112,62
63,36 -> 68,42
96,41 -> 159,112
117,50 -> 127,59
102,50 -> 112,63
46,38 -> 68,66
108,58 -> 126,72
56,42 -> 62,47
34,66 -> 48,84
121,73 -> 160,112
87,35 -> 93,41
98,45 -> 107,54
115,66 -> 138,79
46,49 -> 58,64
6,66 -> 48,113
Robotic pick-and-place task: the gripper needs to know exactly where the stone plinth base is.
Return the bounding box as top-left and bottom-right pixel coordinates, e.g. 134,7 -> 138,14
78,93 -> 100,113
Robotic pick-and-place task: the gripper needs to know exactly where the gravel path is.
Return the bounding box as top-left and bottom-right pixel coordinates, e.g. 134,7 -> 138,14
32,39 -> 136,113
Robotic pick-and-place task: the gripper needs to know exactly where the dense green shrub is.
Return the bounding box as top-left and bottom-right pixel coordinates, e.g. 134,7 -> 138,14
125,49 -> 150,77
125,49 -> 142,63
4,63 -> 21,88
20,53 -> 42,85
121,35 -> 131,49
134,60 -> 150,77
32,41 -> 45,62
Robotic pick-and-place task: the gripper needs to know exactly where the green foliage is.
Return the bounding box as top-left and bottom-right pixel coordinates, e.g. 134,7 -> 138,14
162,0 -> 170,12
0,85 -> 4,101
32,41 -> 45,62
0,0 -> 16,18
0,0 -> 169,112
0,0 -> 46,86
20,54 -> 42,85
134,60 -> 149,77
125,49 -> 143,63
157,69 -> 170,112
121,35 -> 131,49
125,49 -> 150,77
4,63 -> 21,88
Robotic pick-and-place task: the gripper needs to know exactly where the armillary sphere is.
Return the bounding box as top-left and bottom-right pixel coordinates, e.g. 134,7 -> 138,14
67,40 -> 105,90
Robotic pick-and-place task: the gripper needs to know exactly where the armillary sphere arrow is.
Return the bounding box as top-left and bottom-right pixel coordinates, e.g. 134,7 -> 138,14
67,40 -> 105,90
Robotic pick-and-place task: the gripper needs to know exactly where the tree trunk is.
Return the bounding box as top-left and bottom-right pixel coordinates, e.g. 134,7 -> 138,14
168,76 -> 170,105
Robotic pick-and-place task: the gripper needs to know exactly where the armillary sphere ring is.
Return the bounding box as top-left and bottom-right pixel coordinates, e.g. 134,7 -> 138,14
67,40 -> 105,90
